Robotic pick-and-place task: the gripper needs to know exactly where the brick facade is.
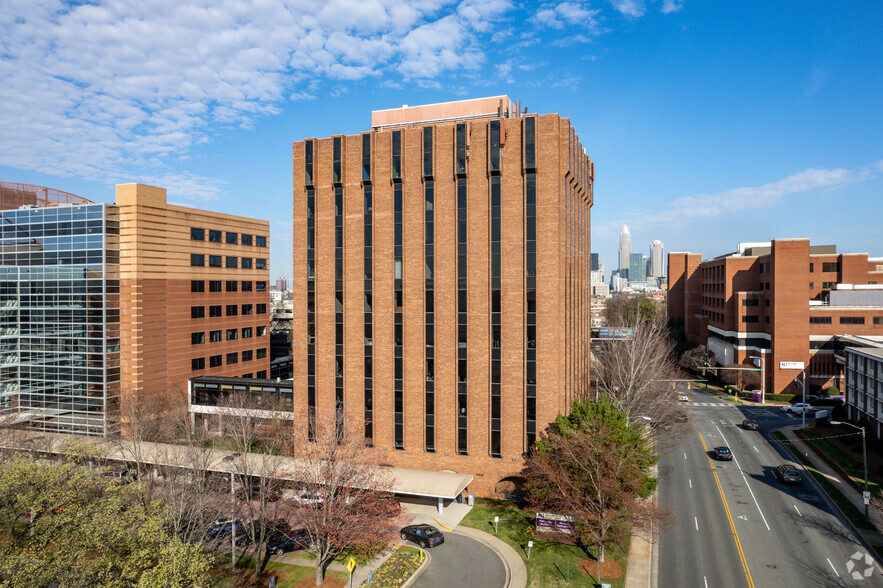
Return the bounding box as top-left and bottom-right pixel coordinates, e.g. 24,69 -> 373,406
293,98 -> 593,496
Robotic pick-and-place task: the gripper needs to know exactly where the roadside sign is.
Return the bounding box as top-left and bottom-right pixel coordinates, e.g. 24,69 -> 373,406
864,491 -> 871,505
780,361 -> 805,370
346,557 -> 356,573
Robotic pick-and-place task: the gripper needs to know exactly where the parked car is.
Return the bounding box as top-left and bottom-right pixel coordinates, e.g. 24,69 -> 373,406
713,446 -> 733,461
105,469 -> 137,483
782,403 -> 813,414
400,524 -> 445,548
205,519 -> 247,540
266,525 -> 313,555
290,489 -> 325,507
741,419 -> 759,430
775,464 -> 803,485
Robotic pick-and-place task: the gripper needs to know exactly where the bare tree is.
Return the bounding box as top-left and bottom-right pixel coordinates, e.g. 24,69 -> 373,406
287,410 -> 401,586
593,319 -> 680,431
678,345 -> 707,373
720,365 -> 761,392
217,390 -> 300,576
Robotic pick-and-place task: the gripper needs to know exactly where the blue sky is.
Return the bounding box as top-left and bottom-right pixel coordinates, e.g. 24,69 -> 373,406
1,1 -> 881,281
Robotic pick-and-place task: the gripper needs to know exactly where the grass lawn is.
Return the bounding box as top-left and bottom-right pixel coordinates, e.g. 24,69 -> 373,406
212,556 -> 349,588
772,431 -> 876,531
460,505 -> 629,588
799,429 -> 882,499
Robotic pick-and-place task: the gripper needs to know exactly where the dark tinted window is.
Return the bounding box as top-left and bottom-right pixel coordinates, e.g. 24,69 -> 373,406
191,228 -> 205,240
226,232 -> 237,244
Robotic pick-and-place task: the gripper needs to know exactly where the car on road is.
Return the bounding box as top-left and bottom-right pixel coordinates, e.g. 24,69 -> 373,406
290,489 -> 325,507
713,446 -> 733,461
781,403 -> 813,414
678,394 -> 690,402
741,419 -> 759,430
400,524 -> 445,548
775,464 -> 803,485
266,525 -> 313,555
676,412 -> 689,422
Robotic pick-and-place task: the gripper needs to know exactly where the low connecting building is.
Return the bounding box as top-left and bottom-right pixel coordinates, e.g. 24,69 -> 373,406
669,239 -> 883,397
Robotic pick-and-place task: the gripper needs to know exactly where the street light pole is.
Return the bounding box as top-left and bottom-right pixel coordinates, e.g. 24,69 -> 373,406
831,421 -> 869,521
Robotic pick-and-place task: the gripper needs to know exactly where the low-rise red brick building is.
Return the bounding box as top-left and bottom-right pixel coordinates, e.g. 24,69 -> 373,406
669,239 -> 883,397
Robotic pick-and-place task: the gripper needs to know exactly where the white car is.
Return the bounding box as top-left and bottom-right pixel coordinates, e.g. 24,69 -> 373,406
678,394 -> 690,402
782,403 -> 813,414
290,489 -> 325,507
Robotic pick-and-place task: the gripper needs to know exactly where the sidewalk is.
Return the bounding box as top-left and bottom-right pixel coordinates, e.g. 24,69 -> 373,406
779,426 -> 883,547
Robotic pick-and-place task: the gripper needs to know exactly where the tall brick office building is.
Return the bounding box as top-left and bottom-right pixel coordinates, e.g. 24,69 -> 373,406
292,97 -> 593,495
669,239 -> 883,397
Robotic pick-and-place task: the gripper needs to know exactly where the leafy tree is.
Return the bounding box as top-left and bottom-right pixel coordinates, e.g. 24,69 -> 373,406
0,452 -> 214,587
524,397 -> 666,565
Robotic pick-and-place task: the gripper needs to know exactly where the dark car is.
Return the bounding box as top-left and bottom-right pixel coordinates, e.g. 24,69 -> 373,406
266,526 -> 313,555
400,524 -> 445,548
205,519 -> 248,540
775,464 -> 802,485
742,419 -> 759,430
713,446 -> 733,461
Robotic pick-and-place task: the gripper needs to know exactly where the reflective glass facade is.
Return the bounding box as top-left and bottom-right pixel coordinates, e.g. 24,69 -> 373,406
0,203 -> 120,436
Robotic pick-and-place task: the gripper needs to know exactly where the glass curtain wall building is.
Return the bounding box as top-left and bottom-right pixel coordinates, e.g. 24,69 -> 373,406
0,199 -> 120,436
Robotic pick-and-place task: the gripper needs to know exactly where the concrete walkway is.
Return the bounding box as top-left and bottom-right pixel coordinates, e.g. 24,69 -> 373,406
779,426 -> 883,549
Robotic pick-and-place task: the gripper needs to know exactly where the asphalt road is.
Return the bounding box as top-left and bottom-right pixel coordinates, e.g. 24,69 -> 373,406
658,386 -> 882,587
408,530 -> 507,588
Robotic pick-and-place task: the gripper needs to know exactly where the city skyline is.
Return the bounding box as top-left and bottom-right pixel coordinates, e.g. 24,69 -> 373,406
1,2 -> 881,282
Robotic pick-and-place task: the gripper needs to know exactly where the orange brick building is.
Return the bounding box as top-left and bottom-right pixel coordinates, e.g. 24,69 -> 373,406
669,239 -> 883,397
292,97 -> 593,495
117,183 -> 272,404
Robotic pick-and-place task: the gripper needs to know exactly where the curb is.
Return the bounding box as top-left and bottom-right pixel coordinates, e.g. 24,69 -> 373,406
775,427 -> 883,571
399,548 -> 431,588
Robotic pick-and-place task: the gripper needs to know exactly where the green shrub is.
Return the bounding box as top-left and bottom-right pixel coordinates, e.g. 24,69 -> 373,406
824,386 -> 842,396
765,393 -> 796,402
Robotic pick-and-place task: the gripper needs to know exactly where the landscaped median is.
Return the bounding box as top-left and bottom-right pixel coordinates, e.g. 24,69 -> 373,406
361,547 -> 425,588
460,503 -> 630,588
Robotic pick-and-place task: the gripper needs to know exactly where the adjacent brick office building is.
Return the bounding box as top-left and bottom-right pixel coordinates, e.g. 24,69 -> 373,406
669,239 -> 883,397
292,97 -> 593,495
118,183 -> 272,403
0,182 -> 271,435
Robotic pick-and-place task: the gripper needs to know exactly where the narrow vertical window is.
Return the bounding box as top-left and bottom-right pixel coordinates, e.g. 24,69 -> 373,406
335,187 -> 344,423
524,116 -> 536,170
362,133 -> 371,182
423,126 -> 433,178
455,123 -> 467,176
394,182 -> 404,449
490,176 -> 502,458
364,174 -> 373,445
489,119 -> 501,173
525,164 -> 537,447
333,136 -> 342,185
457,176 -> 468,455
306,138 -> 316,440
305,139 -> 314,187
392,130 -> 402,180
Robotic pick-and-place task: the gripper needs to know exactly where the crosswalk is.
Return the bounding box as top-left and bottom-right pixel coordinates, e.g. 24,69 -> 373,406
689,402 -> 731,407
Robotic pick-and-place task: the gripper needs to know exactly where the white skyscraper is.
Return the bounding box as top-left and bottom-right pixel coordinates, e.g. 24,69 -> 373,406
650,240 -> 665,278
618,225 -> 631,277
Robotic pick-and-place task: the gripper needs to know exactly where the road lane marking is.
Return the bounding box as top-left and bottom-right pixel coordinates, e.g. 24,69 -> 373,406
720,419 -> 726,424
694,517 -> 699,531
827,558 -> 840,578
689,479 -> 692,489
684,452 -> 688,460
794,505 -> 802,517
704,577 -> 708,588
699,432 -> 755,588
752,446 -> 758,453
715,425 -> 771,531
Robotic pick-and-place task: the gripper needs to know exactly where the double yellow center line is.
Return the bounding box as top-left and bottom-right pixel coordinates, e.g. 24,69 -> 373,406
698,432 -> 755,588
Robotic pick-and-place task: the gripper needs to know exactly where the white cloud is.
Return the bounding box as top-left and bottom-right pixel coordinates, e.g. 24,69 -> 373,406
598,161 -> 882,234
532,2 -> 601,34
0,0 -> 514,201
609,0 -> 645,18
660,0 -> 684,14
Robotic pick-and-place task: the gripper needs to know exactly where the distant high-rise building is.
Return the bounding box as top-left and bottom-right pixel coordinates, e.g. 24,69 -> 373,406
629,252 -> 645,282
598,260 -> 605,283
650,240 -> 665,278
275,277 -> 288,292
591,253 -> 600,272
619,225 -> 631,278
